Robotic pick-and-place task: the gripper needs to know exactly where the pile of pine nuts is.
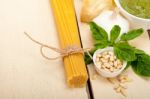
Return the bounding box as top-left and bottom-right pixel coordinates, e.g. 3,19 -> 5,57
95,51 -> 123,72
108,75 -> 132,97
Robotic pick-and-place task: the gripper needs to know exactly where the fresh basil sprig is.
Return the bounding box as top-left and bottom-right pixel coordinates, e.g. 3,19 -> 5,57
84,22 -> 150,77
114,42 -> 136,61
89,22 -> 108,42
84,48 -> 96,64
120,28 -> 143,41
131,54 -> 150,77
110,25 -> 121,45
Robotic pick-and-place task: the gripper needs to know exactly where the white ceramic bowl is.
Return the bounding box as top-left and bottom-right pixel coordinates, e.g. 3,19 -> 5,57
93,47 -> 127,78
114,0 -> 150,30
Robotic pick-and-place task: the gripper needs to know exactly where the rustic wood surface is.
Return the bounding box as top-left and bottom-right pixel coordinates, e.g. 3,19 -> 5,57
0,0 -> 88,99
0,0 -> 150,99
74,0 -> 150,99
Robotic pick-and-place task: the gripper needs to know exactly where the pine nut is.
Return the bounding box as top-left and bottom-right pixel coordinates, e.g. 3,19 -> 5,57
120,88 -> 127,97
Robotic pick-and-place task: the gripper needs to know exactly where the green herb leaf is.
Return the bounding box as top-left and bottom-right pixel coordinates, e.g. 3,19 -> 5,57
114,42 -> 136,61
87,22 -> 150,77
110,25 -> 121,44
124,61 -> 131,70
94,40 -> 109,49
84,53 -> 93,65
120,28 -> 144,41
84,49 -> 95,65
131,53 -> 150,77
89,22 -> 108,41
134,48 -> 145,55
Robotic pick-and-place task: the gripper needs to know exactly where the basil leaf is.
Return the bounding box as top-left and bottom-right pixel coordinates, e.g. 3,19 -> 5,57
84,53 -> 93,65
124,61 -> 131,70
120,28 -> 144,41
134,49 -> 145,55
84,49 -> 96,65
141,54 -> 150,62
114,42 -> 131,48
114,42 -> 136,61
131,54 -> 150,77
89,22 -> 108,41
110,25 -> 121,44
94,40 -> 109,49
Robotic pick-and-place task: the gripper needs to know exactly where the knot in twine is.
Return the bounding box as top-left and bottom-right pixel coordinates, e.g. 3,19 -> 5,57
24,32 -> 92,60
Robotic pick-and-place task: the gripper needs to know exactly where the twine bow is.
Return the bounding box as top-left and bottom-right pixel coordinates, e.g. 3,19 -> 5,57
24,32 -> 93,60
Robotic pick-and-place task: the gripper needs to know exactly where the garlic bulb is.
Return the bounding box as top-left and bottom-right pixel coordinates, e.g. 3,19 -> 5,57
80,0 -> 115,23
93,10 -> 129,38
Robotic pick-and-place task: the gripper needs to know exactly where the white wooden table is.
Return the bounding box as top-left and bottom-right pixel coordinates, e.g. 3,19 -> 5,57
0,0 -> 88,99
0,0 -> 150,99
75,0 -> 150,99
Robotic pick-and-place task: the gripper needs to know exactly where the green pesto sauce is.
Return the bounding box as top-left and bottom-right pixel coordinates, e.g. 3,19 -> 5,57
120,0 -> 150,19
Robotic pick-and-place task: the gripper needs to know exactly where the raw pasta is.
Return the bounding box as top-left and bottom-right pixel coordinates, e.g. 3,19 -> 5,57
51,0 -> 88,87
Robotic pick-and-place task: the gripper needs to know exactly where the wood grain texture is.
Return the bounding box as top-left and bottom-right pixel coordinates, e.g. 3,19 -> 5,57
0,0 -> 88,99
74,0 -> 150,99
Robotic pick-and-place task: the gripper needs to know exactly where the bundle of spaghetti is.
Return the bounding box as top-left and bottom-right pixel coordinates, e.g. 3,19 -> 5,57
50,0 -> 88,87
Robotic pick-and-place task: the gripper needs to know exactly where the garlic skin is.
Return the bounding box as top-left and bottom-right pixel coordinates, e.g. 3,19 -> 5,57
93,10 -> 129,38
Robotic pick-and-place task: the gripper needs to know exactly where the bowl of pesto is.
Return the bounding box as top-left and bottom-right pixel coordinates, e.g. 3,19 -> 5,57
114,0 -> 150,30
